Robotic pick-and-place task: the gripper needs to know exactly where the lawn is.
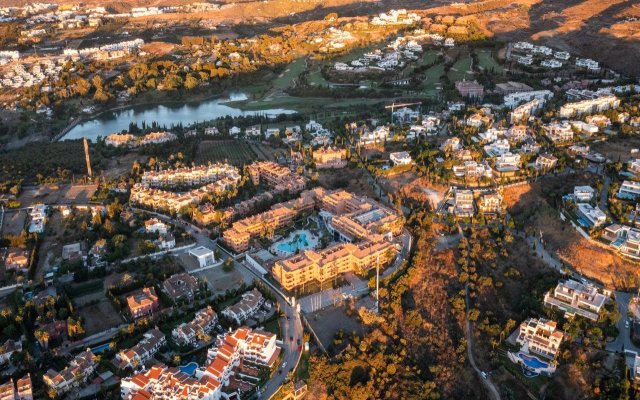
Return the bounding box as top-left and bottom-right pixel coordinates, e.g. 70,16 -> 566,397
448,55 -> 473,82
422,63 -> 444,96
194,140 -> 258,166
420,50 -> 441,67
272,58 -> 307,91
477,49 -> 504,74
234,96 -> 385,113
308,69 -> 329,86
263,317 -> 281,336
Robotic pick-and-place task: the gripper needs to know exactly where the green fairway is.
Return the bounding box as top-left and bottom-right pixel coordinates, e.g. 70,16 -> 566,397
272,58 -> 307,90
420,50 -> 440,67
423,63 -> 444,95
195,140 -> 258,166
448,55 -> 473,82
232,96 -> 385,113
477,49 -> 504,74
308,69 -> 329,86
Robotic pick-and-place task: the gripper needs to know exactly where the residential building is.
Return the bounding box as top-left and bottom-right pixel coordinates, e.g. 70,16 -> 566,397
313,147 -> 347,169
559,95 -> 620,118
515,318 -> 564,359
618,180 -> 640,200
4,249 -> 29,271
503,90 -> 553,109
455,80 -> 484,98
389,151 -> 412,166
172,306 -> 218,346
16,374 -> 32,400
126,287 -> 159,319
602,224 -> 640,259
189,246 -> 216,268
0,380 -> 15,400
43,350 -> 96,395
543,122 -> 573,142
247,162 -> 307,194
272,235 -> 396,291
105,133 -> 137,147
510,99 -> 544,123
478,192 -> 502,215
223,189 -> 319,252
121,364 -> 222,400
574,186 -> 595,202
495,152 -> 521,173
162,273 -> 200,303
0,340 -> 21,365
144,218 -> 168,235
543,279 -> 608,321
507,125 -> 528,142
452,161 -> 492,179
204,126 -> 220,135
141,164 -> 240,188
484,138 -> 510,156
628,159 -> 640,175
222,288 -> 265,325
535,153 -> 557,170
115,329 -> 166,370
441,137 -> 462,152
576,203 -> 606,228
453,189 -> 474,217
495,81 -> 533,95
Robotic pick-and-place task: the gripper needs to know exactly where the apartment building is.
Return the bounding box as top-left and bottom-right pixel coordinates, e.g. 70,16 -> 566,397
452,189 -> 474,217
223,190 -> 318,253
115,329 -> 166,370
126,287 -> 159,319
322,191 -> 403,242
141,164 -> 241,188
618,180 -> 640,200
221,289 -> 265,325
495,81 -> 533,95
515,318 -> 564,359
478,192 -> 503,215
43,350 -> 96,395
121,364 -> 222,400
313,147 -> 347,169
272,235 -> 396,291
559,95 -> 620,118
535,153 -> 558,170
543,279 -> 608,321
172,306 -> 218,346
510,98 -> 544,123
247,161 -> 307,194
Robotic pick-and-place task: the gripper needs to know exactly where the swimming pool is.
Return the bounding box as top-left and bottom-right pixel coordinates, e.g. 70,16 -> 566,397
91,343 -> 111,354
179,362 -> 198,376
518,353 -> 549,369
271,230 -> 319,256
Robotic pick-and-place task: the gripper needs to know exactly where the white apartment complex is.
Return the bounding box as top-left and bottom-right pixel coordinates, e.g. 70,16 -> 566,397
559,95 -> 620,118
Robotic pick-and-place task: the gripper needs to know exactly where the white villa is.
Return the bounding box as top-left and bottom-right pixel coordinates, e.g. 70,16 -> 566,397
543,279 -> 608,321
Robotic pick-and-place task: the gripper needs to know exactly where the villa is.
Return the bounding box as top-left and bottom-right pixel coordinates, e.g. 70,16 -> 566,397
478,192 -> 503,215
535,153 -> 557,170
162,273 -> 200,303
484,138 -> 510,157
126,287 -> 159,319
313,147 -> 347,169
574,186 -> 596,202
389,151 -> 412,166
618,180 -> 640,200
494,152 -> 521,173
602,224 -> 640,259
515,317 -> 564,359
576,203 -> 606,228
543,122 -> 573,142
452,161 -> 492,179
628,159 -> 640,175
543,279 -> 608,321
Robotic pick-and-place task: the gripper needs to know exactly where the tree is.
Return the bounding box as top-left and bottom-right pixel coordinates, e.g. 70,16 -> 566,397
223,257 -> 234,272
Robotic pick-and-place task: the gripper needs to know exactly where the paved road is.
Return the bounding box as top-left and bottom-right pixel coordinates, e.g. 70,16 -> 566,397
606,291 -> 640,354
600,175 -> 611,211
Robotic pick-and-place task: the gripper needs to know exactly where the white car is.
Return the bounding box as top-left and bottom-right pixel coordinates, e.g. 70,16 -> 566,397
281,361 -> 287,369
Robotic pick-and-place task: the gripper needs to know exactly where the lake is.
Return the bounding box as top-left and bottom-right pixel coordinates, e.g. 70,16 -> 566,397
60,92 -> 296,141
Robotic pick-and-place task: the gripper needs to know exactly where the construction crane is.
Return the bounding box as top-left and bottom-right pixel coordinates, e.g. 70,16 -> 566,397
385,101 -> 422,124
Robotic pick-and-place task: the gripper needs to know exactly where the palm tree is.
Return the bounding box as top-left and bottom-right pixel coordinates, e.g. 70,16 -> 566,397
35,329 -> 49,350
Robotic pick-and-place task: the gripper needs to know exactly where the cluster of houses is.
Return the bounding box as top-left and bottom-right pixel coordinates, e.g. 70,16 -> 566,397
449,188 -> 503,218
0,59 -> 63,89
512,41 -> 600,71
43,350 -> 97,395
115,329 -> 167,370
172,306 -> 218,347
222,288 -> 267,325
0,374 -> 32,400
105,131 -> 177,148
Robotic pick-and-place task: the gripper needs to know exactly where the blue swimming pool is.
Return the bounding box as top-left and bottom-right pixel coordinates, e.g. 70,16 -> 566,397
518,353 -> 549,369
179,362 -> 198,376
91,343 -> 111,354
277,233 -> 310,253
